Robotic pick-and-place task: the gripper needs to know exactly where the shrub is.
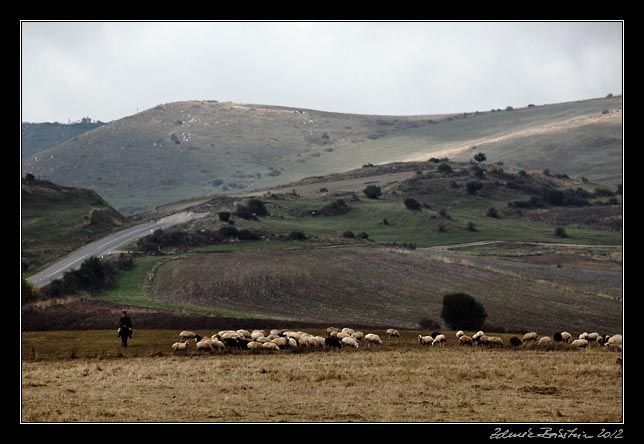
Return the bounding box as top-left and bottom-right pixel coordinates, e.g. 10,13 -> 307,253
429,158 -> 440,163
267,169 -> 282,177
319,187 -> 328,193
518,170 -> 528,177
473,152 -> 487,164
383,218 -> 390,225
342,231 -> 355,239
418,317 -> 441,330
470,165 -> 485,178
235,206 -> 257,220
356,231 -> 369,239
363,185 -> 382,199
218,211 -> 231,222
404,198 -> 422,211
505,106 -> 514,111
436,224 -> 447,233
438,163 -> 452,174
486,207 -> 499,218
438,209 -> 449,219
212,179 -> 224,187
441,292 -> 487,331
554,227 -> 568,238
237,229 -> 259,241
543,168 -> 551,176
467,222 -> 478,232
450,180 -> 459,188
466,181 -> 483,195
219,226 -> 239,238
247,199 -> 268,216
22,279 -> 41,304
288,230 -> 307,241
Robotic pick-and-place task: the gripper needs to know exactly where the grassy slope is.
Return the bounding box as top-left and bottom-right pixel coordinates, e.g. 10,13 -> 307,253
21,180 -> 129,274
23,97 -> 622,211
21,121 -> 105,159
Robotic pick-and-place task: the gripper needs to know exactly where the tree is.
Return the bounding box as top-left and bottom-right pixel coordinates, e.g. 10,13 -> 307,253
441,292 -> 487,331
554,227 -> 568,238
363,185 -> 382,199
247,199 -> 268,216
438,163 -> 452,174
25,173 -> 35,183
404,198 -> 421,211
218,211 -> 231,222
486,207 -> 499,218
466,181 -> 483,195
473,152 -> 487,164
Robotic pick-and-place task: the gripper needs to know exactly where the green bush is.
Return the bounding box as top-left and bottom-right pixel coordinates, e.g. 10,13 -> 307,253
466,181 -> 483,195
441,292 -> 487,331
363,185 -> 382,199
404,198 -> 421,211
288,230 -> 307,241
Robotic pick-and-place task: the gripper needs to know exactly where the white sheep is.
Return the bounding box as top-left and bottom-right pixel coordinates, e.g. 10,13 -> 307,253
579,332 -> 589,341
456,330 -> 464,339
571,339 -> 589,348
386,328 -> 400,338
236,329 -> 251,339
341,327 -> 355,336
364,333 -> 383,346
418,335 -> 433,345
538,336 -> 552,346
487,336 -> 504,347
326,327 -> 340,336
341,337 -> 359,348
247,341 -> 263,350
459,335 -> 473,346
196,338 -> 217,352
561,331 -> 572,343
171,341 -> 189,352
262,342 -> 280,351
271,337 -> 288,348
352,331 -> 365,341
432,334 -> 446,347
605,334 -> 622,348
521,332 -> 538,343
472,331 -> 485,343
251,330 -> 267,340
587,332 -> 600,342
179,331 -> 197,341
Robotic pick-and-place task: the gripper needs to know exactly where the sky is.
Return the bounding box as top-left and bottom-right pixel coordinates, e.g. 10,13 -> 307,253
21,21 -> 623,123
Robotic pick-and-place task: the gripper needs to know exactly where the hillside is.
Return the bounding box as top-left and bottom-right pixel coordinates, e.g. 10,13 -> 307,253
21,179 -> 129,274
22,96 -> 621,212
21,121 -> 105,159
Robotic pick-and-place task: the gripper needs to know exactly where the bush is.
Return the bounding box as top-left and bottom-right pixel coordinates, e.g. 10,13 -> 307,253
363,185 -> 382,199
466,181 -> 483,195
554,227 -> 568,238
356,232 -> 369,239
543,168 -> 551,176
467,222 -> 478,232
429,158 -> 440,163
404,198 -> 422,211
473,152 -> 487,163
486,207 -> 499,218
218,211 -> 231,222
247,199 -> 268,216
22,279 -> 41,304
441,292 -> 487,331
436,224 -> 447,233
450,180 -> 459,188
212,179 -> 224,187
518,170 -> 528,177
470,164 -> 485,178
418,317 -> 441,330
219,226 -> 239,238
288,230 -> 307,241
237,229 -> 259,241
438,163 -> 452,174
383,218 -> 390,225
319,187 -> 328,193
235,205 -> 257,220
342,231 -> 355,239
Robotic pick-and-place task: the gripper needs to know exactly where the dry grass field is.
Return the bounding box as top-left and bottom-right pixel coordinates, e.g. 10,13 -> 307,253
21,329 -> 622,423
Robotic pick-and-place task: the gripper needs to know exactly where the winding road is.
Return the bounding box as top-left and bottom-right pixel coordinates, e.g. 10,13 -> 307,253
27,211 -> 208,288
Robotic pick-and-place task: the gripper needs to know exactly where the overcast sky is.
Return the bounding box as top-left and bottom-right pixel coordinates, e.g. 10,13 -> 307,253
21,21 -> 622,123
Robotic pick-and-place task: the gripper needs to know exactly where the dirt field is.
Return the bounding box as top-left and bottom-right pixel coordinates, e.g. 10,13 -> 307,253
21,329 -> 623,423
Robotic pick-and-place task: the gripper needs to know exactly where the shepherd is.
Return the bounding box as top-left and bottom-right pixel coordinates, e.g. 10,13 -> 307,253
117,310 -> 133,347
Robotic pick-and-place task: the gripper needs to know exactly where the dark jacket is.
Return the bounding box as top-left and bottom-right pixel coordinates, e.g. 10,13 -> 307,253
119,314 -> 132,329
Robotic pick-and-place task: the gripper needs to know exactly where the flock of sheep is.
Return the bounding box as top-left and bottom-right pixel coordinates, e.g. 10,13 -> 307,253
171,327 -> 393,353
170,327 -> 623,353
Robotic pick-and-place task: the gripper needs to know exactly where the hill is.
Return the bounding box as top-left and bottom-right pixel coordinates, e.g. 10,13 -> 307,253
21,178 -> 129,274
21,120 -> 105,159
21,96 -> 621,212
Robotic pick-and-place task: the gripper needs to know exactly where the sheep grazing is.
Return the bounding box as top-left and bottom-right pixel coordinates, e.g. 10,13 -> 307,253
179,331 -> 197,341
487,336 -> 504,347
579,332 -> 589,341
364,333 -> 383,346
553,332 -> 563,342
538,336 -> 552,346
262,342 -> 280,351
325,336 -> 342,349
472,331 -> 485,343
171,341 -> 189,352
587,332 -> 600,342
271,337 -> 289,348
341,327 -> 355,336
509,336 -> 522,347
418,335 -> 433,346
386,328 -> 400,338
196,338 -> 218,352
571,339 -> 589,348
476,335 -> 490,346
605,334 -> 622,348
247,341 -> 263,350
432,334 -> 446,347
326,327 -> 340,336
341,337 -> 359,348
455,330 -> 464,339
430,331 -> 442,340
352,331 -> 365,341
560,332 -> 572,343
521,332 -> 538,343
459,335 -> 473,346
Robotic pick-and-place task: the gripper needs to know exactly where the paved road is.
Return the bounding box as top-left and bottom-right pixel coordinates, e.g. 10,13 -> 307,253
27,211 -> 208,288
